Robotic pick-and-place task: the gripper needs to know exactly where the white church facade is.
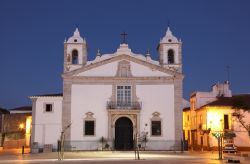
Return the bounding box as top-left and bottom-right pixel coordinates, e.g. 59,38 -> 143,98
30,27 -> 184,151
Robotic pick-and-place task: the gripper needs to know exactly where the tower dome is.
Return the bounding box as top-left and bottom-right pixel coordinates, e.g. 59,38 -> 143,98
67,28 -> 86,44
160,27 -> 179,43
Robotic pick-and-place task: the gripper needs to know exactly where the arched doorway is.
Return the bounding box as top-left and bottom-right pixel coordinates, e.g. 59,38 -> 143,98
115,117 -> 133,150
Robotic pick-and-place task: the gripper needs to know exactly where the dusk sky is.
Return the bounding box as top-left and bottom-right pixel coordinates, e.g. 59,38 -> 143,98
1,0 -> 250,109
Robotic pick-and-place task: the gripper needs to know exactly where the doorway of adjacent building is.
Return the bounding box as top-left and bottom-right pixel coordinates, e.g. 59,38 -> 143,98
115,117 -> 133,150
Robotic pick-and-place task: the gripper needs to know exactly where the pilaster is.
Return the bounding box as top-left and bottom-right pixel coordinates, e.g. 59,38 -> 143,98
62,80 -> 72,141
174,78 -> 183,141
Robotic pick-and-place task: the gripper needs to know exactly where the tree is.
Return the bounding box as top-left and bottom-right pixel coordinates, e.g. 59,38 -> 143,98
232,96 -> 250,134
141,132 -> 148,150
0,108 -> 10,147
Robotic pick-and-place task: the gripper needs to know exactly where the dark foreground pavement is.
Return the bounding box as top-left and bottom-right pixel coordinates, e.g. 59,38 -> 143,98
0,149 -> 248,164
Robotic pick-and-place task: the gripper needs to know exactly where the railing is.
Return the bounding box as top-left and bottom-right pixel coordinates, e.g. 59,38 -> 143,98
107,101 -> 141,110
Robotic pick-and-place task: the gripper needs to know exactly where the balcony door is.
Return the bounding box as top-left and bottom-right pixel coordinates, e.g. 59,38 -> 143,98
117,86 -> 131,106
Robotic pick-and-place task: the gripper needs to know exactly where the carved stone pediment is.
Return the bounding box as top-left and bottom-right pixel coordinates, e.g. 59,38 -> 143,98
152,112 -> 161,118
85,112 -> 94,119
115,60 -> 132,77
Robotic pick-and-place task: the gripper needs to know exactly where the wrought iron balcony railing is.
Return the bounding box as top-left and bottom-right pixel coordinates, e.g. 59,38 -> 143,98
107,101 -> 141,110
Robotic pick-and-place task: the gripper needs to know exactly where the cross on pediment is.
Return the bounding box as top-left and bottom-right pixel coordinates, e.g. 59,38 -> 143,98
121,31 -> 128,44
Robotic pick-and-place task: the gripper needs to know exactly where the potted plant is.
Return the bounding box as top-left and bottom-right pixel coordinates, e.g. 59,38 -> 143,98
99,137 -> 107,150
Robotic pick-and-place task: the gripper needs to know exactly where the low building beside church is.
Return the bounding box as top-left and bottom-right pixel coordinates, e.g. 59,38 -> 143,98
30,27 -> 184,151
0,106 -> 32,149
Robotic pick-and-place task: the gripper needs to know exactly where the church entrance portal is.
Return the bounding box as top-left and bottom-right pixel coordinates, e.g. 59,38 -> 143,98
115,117 -> 133,150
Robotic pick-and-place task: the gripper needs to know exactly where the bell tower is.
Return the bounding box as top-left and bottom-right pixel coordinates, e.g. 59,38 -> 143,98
64,28 -> 87,72
157,27 -> 182,72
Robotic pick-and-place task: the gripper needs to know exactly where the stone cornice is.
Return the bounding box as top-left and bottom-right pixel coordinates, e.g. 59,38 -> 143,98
62,54 -> 183,78
107,109 -> 140,114
63,76 -> 183,84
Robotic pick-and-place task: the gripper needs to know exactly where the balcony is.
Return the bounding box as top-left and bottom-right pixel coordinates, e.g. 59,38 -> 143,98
107,101 -> 141,110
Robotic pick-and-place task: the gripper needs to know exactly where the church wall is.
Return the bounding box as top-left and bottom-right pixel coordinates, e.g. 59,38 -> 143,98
77,60 -> 171,77
32,97 -> 62,150
130,62 -> 170,77
69,83 -> 176,150
70,84 -> 112,149
77,62 -> 118,76
136,84 -> 175,150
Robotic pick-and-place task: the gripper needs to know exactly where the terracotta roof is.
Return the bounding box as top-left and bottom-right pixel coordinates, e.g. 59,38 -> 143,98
36,93 -> 63,97
183,107 -> 190,112
202,94 -> 250,108
0,107 -> 9,114
9,106 -> 32,111
32,93 -> 63,97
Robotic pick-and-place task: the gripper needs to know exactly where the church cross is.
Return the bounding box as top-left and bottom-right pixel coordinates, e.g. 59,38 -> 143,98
121,31 -> 128,44
167,20 -> 170,27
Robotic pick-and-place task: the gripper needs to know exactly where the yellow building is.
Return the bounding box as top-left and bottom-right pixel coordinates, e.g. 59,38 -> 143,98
183,84 -> 250,151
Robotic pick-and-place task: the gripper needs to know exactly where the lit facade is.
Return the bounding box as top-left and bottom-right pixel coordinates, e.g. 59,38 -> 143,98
0,107 -> 32,148
183,82 -> 250,151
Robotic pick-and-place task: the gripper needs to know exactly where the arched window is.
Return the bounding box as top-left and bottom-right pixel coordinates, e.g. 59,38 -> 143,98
168,49 -> 174,64
72,50 -> 78,64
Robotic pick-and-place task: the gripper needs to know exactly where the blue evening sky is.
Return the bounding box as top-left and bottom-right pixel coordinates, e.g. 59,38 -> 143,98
0,0 -> 250,109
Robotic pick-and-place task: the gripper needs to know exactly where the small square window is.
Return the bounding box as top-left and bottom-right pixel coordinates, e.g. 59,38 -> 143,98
84,120 -> 95,136
45,104 -> 53,112
151,121 -> 161,136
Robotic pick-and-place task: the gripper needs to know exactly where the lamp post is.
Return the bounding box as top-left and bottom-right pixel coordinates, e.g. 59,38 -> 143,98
19,123 -> 25,154
134,132 -> 140,160
58,123 -> 71,161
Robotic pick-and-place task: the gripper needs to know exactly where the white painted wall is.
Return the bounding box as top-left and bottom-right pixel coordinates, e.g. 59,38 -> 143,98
70,84 -> 112,149
77,60 -> 170,77
136,84 -> 175,150
195,92 -> 217,109
31,97 -> 62,150
69,84 -> 175,150
131,62 -> 170,77
77,62 -> 118,77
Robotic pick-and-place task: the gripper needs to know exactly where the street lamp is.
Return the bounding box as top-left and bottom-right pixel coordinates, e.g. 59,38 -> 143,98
19,123 -> 24,130
18,123 -> 25,154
